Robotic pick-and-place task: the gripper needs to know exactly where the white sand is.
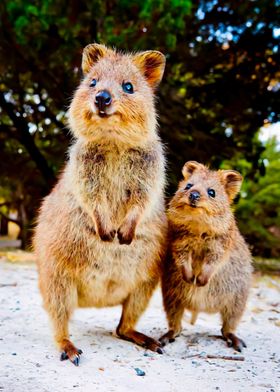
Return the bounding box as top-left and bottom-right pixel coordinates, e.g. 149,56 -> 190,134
0,257 -> 279,392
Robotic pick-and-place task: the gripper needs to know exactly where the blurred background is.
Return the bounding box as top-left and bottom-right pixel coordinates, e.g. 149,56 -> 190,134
0,0 -> 279,262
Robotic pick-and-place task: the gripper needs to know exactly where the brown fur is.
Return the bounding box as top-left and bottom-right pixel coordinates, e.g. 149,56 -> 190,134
160,161 -> 252,352
33,44 -> 167,365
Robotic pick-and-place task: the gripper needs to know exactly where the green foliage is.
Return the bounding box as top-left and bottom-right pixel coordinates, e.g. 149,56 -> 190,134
236,137 -> 280,257
0,0 -> 279,254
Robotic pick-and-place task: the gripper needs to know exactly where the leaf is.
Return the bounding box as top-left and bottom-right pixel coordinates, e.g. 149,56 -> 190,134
26,5 -> 39,16
15,16 -> 29,31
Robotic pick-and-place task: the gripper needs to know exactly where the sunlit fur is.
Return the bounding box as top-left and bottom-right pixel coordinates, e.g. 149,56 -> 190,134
161,162 -> 252,350
33,44 -> 167,363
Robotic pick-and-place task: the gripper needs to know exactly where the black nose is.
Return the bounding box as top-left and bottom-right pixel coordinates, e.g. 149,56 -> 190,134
95,90 -> 112,113
189,191 -> 200,203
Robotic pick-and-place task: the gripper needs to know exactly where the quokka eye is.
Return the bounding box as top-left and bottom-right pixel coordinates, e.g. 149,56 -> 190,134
122,82 -> 134,94
90,79 -> 97,87
185,183 -> 193,190
208,188 -> 216,198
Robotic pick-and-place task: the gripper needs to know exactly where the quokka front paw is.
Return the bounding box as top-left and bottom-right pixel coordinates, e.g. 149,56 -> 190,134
196,264 -> 213,286
181,264 -> 195,284
99,229 -> 116,242
182,263 -> 213,286
159,330 -> 178,346
94,211 -> 116,242
117,229 -> 134,245
117,221 -> 136,245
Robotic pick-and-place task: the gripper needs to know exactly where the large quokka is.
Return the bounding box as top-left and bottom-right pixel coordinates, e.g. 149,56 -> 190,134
33,44 -> 167,365
160,161 -> 252,352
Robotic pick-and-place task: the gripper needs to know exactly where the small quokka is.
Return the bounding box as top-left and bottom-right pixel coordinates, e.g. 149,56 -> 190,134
160,161 -> 252,352
33,44 -> 167,365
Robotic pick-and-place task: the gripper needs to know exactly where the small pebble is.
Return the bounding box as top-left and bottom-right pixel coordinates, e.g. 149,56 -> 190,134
134,368 -> 145,376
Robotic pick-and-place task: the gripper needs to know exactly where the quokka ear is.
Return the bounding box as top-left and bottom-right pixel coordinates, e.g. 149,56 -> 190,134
219,170 -> 243,202
182,161 -> 205,179
133,51 -> 166,88
82,43 -> 108,74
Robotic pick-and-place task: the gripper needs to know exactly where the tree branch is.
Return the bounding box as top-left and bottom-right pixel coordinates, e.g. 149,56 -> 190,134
0,91 -> 55,188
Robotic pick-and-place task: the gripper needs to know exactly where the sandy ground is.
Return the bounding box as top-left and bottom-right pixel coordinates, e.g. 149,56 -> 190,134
0,253 -> 280,392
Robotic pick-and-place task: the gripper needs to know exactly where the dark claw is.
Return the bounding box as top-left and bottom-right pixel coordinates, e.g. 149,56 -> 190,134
169,338 -> 175,343
119,238 -> 133,245
100,230 -> 116,242
226,333 -> 247,352
233,339 -> 247,352
228,341 -> 242,352
60,348 -> 83,365
60,351 -> 68,361
159,337 -> 166,347
117,231 -> 133,245
72,356 -> 80,366
141,336 -> 162,354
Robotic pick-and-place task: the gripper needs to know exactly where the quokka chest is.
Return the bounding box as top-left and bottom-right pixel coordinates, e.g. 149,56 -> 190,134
76,146 -> 157,196
173,235 -> 212,264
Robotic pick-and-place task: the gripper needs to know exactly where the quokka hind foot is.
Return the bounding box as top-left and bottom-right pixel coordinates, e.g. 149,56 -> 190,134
221,330 -> 247,352
59,339 -> 83,366
117,328 -> 163,354
160,329 -> 247,353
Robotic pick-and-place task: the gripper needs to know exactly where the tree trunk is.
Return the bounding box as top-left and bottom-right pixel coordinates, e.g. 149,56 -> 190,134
18,202 -> 28,250
0,214 -> 8,236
